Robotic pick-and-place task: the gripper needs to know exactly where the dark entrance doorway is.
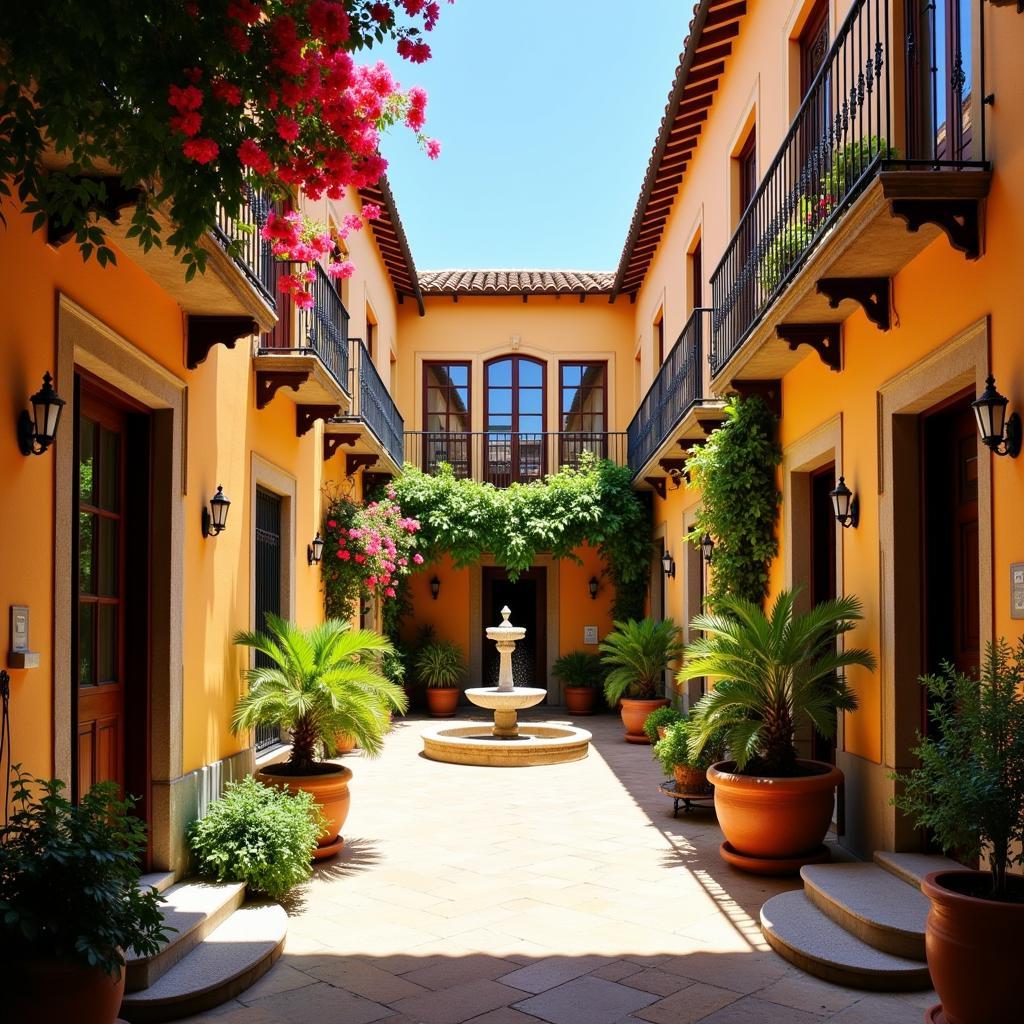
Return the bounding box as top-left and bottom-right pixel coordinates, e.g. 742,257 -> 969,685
254,487 -> 283,752
809,463 -> 838,764
482,567 -> 546,691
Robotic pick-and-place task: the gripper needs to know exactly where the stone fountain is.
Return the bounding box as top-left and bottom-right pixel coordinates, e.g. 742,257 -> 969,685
422,607 -> 591,766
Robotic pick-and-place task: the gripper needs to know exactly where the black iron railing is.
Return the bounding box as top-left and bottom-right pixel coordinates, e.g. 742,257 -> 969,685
334,339 -> 404,466
292,264 -> 350,393
627,308 -> 710,474
404,431 -> 627,486
212,183 -> 277,307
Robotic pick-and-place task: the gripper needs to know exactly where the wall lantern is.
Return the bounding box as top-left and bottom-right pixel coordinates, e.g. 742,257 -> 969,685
972,374 -> 1021,458
202,486 -> 231,538
700,533 -> 715,564
661,549 -> 675,579
18,371 -> 65,456
588,576 -> 599,600
308,532 -> 324,566
430,576 -> 441,600
829,476 -> 859,529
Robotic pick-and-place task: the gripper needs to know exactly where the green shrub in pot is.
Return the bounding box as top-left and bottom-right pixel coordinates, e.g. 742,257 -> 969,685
643,704 -> 683,744
551,650 -> 604,689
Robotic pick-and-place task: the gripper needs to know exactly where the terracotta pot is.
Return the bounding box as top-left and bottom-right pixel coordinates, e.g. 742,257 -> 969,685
674,763 -> 709,793
564,686 -> 596,716
256,762 -> 353,859
619,697 -> 669,743
921,869 -> 1024,1024
657,725 -> 668,740
708,759 -> 842,860
426,686 -> 460,717
334,731 -> 357,754
6,956 -> 125,1024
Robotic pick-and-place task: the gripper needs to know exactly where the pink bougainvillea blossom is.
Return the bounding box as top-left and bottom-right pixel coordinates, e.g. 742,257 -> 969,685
182,138 -> 219,163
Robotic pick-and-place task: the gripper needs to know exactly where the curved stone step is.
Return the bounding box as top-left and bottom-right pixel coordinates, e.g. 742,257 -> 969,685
126,880 -> 246,992
761,890 -> 932,992
873,851 -> 963,888
120,902 -> 286,1023
800,863 -> 929,960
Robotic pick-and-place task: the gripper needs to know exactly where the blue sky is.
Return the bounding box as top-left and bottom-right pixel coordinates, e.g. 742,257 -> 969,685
380,1 -> 692,272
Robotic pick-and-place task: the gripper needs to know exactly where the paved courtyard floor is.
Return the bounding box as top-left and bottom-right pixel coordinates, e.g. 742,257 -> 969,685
180,713 -> 936,1024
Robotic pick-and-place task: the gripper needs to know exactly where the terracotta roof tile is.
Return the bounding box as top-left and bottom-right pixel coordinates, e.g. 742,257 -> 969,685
419,269 -> 616,296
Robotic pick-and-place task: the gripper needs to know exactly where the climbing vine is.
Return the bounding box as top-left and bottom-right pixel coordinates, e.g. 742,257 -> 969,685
686,395 -> 781,607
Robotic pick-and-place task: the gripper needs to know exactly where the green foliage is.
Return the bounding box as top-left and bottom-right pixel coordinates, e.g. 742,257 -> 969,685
0,769 -> 169,978
600,618 -> 683,703
680,591 -> 874,776
232,615 -> 405,771
391,455 -> 651,621
415,640 -> 464,689
686,396 -> 781,607
188,777 -> 324,900
653,717 -> 725,776
893,640 -> 1024,901
643,704 -> 683,744
551,650 -> 605,690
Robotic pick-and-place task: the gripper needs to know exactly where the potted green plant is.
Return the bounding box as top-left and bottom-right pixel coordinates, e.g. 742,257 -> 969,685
551,650 -> 603,716
233,614 -> 405,859
679,591 -> 874,873
600,618 -> 683,742
415,639 -> 465,717
653,717 -> 724,792
893,639 -> 1024,1024
644,704 -> 683,743
0,770 -> 168,1024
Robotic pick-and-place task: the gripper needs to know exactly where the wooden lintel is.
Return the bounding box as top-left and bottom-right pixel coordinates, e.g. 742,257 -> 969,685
889,198 -> 984,261
296,404 -> 340,437
729,379 -> 782,421
255,370 -> 308,410
346,453 -> 379,476
187,315 -> 258,369
816,277 -> 892,331
644,476 -> 667,500
775,323 -> 842,372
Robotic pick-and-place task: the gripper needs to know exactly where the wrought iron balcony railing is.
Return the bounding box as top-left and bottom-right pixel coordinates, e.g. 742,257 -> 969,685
334,339 -> 405,466
404,430 -> 627,486
212,183 -> 277,307
627,307 -> 710,474
288,263 -> 350,393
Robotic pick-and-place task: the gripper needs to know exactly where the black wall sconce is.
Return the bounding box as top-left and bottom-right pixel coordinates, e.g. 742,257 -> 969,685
202,486 -> 231,538
308,532 -> 324,565
18,372 -> 65,456
701,533 -> 715,564
829,476 -> 859,528
661,549 -> 675,578
973,375 -> 1021,458
588,576 -> 599,600
430,576 -> 441,600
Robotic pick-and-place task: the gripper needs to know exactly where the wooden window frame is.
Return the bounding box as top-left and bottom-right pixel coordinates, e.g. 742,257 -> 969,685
558,360 -> 609,435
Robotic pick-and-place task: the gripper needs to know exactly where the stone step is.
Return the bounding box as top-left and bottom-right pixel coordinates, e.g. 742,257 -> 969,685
125,880 -> 246,992
800,862 -> 930,960
873,850 -> 964,889
138,872 -> 176,895
760,890 -> 933,991
120,902 -> 287,1023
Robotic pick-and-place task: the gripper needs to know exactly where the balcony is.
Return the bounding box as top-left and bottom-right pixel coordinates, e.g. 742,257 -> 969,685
626,308 -> 724,495
709,0 -> 990,389
324,339 -> 405,478
404,431 -> 627,486
252,263 -> 352,432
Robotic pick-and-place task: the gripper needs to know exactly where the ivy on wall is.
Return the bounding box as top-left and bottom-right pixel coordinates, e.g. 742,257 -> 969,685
388,455 -> 652,620
686,395 -> 781,607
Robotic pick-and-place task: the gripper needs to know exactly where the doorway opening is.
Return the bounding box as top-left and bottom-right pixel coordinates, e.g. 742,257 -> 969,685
809,462 -> 838,765
482,567 -> 547,692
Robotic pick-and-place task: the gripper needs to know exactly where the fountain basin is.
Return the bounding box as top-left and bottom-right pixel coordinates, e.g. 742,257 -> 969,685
422,723 -> 592,767
464,686 -> 547,711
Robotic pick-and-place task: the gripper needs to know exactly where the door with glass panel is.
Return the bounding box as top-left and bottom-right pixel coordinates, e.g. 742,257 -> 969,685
559,362 -> 608,467
485,356 -> 545,485
422,361 -> 471,477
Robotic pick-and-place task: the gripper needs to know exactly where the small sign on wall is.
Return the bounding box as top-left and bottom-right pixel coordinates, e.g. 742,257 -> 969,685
1011,564 -> 1024,620
583,625 -> 599,645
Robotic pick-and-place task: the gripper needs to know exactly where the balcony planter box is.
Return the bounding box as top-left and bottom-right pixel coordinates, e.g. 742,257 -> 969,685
426,686 -> 460,717
563,686 -> 596,716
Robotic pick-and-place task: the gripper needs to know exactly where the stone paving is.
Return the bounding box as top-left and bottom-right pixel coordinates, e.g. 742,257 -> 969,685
178,712 -> 936,1024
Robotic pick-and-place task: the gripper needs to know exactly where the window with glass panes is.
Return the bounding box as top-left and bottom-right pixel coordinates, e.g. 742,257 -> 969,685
422,361 -> 471,477
559,362 -> 607,465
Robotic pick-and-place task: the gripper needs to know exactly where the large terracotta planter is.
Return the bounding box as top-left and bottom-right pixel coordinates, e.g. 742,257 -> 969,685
921,869 -> 1024,1024
256,762 -> 352,860
619,697 -> 669,743
708,759 -> 842,872
564,686 -> 596,716
334,731 -> 357,754
426,686 -> 460,717
6,956 -> 125,1024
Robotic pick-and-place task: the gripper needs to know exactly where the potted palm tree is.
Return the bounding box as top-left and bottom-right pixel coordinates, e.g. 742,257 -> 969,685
0,771 -> 168,1024
233,615 -> 405,859
600,618 -> 683,742
551,650 -> 603,715
680,591 -> 874,873
416,639 -> 464,717
653,717 -> 723,792
893,639 -> 1024,1024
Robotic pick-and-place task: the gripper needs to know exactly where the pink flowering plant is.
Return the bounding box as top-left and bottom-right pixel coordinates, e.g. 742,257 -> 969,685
321,483 -> 423,620
0,1 -> 445,284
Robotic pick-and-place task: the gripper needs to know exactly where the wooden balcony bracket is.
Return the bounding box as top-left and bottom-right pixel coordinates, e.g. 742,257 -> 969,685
677,438 -> 701,452
645,476 -> 668,500
659,458 -> 688,475
775,323 -> 842,372
729,379 -> 782,420
255,370 -> 309,409
697,418 -> 723,435
346,453 -> 379,476
362,472 -> 393,494
323,433 -> 359,461
816,278 -> 891,331
296,404 -> 340,437
889,198 -> 983,261
187,315 -> 258,369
